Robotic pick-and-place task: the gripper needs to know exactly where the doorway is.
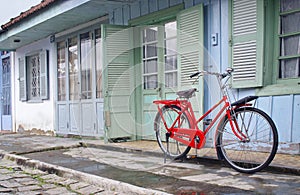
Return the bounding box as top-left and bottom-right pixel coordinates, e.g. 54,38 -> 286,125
141,21 -> 179,139
56,29 -> 104,137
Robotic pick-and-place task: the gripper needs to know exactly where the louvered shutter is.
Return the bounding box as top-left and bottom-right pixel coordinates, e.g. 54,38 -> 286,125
231,0 -> 264,88
19,57 -> 27,101
102,24 -> 135,139
178,4 -> 204,88
177,4 -> 204,121
39,50 -> 49,100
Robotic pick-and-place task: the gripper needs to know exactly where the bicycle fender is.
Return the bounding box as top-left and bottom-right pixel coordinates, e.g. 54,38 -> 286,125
231,96 -> 258,107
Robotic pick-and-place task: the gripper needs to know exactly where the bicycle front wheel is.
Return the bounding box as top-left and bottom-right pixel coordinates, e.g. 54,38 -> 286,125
216,107 -> 278,173
154,105 -> 191,159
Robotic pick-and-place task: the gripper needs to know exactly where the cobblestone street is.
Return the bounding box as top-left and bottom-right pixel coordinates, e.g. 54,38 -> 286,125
0,159 -> 105,195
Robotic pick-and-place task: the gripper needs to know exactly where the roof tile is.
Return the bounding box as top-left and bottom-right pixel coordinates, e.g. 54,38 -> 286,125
1,0 -> 59,29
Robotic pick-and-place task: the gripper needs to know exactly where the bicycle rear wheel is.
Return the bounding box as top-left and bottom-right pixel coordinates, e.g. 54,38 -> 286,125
154,105 -> 191,159
216,107 -> 278,173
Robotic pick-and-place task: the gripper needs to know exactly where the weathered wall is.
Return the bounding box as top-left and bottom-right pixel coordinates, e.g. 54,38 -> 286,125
13,37 -> 55,135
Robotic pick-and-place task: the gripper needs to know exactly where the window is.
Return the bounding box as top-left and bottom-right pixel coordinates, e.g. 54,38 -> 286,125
56,28 -> 103,101
57,41 -> 66,101
95,29 -> 103,98
164,21 -> 177,88
19,50 -> 49,101
80,32 -> 92,99
142,27 -> 158,89
142,21 -> 178,89
231,0 -> 300,95
278,0 -> 300,79
68,37 -> 79,100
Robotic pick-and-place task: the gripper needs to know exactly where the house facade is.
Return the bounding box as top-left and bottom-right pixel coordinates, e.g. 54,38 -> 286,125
0,0 -> 299,153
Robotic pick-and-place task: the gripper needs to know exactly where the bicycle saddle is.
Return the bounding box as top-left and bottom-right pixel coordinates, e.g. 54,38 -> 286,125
176,88 -> 197,98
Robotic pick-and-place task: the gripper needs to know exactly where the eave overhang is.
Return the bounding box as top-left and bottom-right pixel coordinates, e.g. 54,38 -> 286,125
0,0 -> 135,51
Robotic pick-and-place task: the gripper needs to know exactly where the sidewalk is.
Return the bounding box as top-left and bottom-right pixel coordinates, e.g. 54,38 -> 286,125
0,133 -> 299,194
96,140 -> 300,175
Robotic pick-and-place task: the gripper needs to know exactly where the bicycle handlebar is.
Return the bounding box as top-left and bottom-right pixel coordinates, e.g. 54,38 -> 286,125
190,68 -> 234,79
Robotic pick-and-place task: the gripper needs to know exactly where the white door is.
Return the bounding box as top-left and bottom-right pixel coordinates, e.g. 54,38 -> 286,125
56,29 -> 104,137
1,55 -> 12,131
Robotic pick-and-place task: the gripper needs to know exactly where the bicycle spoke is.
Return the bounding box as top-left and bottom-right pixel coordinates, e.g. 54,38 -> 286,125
217,107 -> 278,173
155,105 -> 191,159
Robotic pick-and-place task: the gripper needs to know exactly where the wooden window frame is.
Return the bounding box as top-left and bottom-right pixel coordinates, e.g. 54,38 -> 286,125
19,50 -> 49,102
229,0 -> 300,95
256,0 -> 300,96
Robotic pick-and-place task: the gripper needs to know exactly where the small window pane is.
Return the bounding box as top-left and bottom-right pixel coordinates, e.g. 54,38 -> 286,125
281,35 -> 300,56
279,58 -> 300,78
281,13 -> 300,34
280,0 -> 300,12
165,56 -> 177,71
165,21 -> 177,38
143,27 -> 158,43
165,72 -> 177,88
165,39 -> 177,55
144,75 -> 158,89
144,59 -> 158,74
145,44 -> 158,58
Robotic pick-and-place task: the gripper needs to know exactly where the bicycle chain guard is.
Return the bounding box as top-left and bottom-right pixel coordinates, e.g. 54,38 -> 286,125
171,128 -> 206,149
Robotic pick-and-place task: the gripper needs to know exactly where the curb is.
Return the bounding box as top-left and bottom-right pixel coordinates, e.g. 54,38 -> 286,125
0,151 -> 171,195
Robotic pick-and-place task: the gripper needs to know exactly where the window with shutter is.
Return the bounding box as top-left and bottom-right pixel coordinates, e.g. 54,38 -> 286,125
19,50 -> 49,102
247,0 -> 300,96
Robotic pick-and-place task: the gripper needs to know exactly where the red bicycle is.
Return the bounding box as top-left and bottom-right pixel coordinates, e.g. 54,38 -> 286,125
153,68 -> 278,173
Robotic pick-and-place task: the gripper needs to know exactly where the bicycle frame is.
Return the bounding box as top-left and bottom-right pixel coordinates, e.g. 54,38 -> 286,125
153,70 -> 251,150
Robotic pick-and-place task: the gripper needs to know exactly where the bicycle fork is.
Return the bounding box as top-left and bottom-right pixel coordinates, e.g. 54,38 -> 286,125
227,109 -> 249,141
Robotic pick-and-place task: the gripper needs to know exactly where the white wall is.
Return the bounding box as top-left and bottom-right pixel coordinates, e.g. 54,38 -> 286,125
13,37 -> 55,133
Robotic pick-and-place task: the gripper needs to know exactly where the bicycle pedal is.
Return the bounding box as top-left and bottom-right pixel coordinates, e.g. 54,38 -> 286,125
188,155 -> 197,159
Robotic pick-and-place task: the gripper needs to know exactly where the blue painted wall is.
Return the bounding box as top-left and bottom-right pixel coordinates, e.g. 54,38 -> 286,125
108,0 -> 300,145
109,0 -> 210,25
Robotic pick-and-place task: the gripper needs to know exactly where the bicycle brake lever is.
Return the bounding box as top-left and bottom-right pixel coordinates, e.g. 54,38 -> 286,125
190,71 -> 201,78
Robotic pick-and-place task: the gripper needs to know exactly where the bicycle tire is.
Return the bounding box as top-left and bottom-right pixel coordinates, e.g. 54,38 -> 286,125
154,105 -> 191,159
216,107 -> 278,173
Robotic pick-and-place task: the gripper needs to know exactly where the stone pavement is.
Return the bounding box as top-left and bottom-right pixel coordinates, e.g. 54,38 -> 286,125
0,158 -> 104,194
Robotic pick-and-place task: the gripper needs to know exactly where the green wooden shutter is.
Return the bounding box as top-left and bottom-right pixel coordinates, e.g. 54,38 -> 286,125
19,57 -> 27,101
177,4 -> 204,118
230,0 -> 264,88
39,50 -> 49,100
102,24 -> 135,140
178,4 -> 204,88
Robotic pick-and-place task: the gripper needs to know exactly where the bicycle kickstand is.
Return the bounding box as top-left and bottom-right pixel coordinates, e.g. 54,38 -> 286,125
164,132 -> 171,163
194,136 -> 200,158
